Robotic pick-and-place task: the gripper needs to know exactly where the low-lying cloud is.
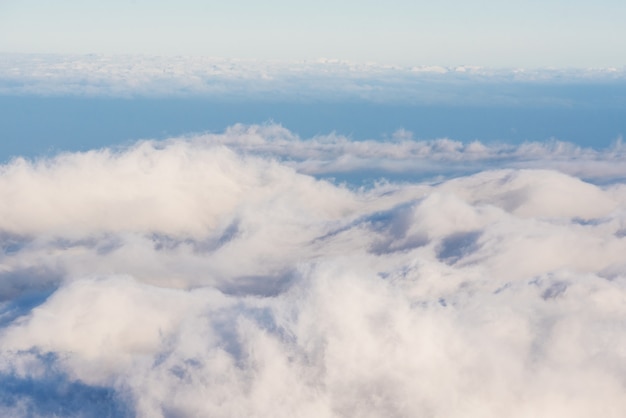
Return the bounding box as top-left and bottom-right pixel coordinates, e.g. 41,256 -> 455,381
1,127 -> 626,417
189,124 -> 626,182
3,54 -> 626,106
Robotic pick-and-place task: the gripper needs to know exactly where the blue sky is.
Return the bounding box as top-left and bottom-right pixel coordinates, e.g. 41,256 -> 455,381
1,0 -> 626,67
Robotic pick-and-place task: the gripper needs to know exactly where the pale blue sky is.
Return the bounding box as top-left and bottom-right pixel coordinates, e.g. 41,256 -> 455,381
1,0 -> 626,67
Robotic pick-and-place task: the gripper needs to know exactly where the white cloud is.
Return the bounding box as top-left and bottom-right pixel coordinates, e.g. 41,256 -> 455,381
1,127 -> 626,417
188,124 -> 626,182
2,54 -> 625,104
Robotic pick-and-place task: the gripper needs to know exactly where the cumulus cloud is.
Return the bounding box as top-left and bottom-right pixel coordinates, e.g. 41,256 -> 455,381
1,127 -> 626,417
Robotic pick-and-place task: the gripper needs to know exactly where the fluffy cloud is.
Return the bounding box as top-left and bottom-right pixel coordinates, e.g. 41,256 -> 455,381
1,128 -> 626,417
186,124 -> 626,182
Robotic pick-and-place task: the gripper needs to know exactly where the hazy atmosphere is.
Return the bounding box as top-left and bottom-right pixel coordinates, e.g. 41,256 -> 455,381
1,1 -> 626,417
2,0 -> 626,67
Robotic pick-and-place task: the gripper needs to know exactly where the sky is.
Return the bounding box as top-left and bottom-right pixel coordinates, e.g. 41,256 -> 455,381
1,0 -> 626,67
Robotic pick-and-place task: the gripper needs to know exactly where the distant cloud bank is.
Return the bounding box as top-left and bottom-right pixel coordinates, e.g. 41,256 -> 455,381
2,54 -> 626,105
191,124 -> 626,182
1,129 -> 626,416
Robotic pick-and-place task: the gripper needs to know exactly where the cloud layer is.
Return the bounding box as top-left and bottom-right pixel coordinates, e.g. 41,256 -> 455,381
1,127 -> 626,417
192,124 -> 626,182
2,54 -> 626,105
